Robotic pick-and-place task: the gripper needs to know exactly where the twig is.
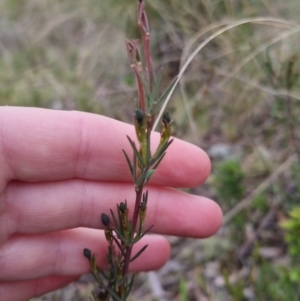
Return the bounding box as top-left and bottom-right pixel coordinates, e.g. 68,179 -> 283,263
237,206 -> 278,263
223,154 -> 296,224
154,17 -> 300,130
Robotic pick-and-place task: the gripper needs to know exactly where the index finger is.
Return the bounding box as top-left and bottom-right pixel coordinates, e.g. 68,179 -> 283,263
0,107 -> 210,187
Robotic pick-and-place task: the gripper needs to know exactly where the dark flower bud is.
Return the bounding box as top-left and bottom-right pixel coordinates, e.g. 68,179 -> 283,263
98,289 -> 108,300
83,248 -> 92,260
162,111 -> 171,124
119,201 -> 127,213
135,109 -> 145,124
101,213 -> 110,227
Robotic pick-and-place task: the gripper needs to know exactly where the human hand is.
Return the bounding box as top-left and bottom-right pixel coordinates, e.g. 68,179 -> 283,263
0,107 -> 222,301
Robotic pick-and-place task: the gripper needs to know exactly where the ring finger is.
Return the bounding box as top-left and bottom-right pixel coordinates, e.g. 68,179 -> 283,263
0,228 -> 170,282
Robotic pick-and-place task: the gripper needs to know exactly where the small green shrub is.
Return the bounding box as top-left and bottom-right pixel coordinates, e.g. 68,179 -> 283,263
252,259 -> 300,301
212,159 -> 245,208
179,277 -> 189,301
281,206 -> 300,260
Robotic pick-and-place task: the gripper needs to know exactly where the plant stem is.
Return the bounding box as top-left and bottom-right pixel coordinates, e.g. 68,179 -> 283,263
122,184 -> 144,275
84,3 -> 173,299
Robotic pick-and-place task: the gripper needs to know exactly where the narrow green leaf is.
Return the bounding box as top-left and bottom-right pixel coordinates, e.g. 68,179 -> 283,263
137,216 -> 143,237
135,69 -> 151,100
150,76 -> 178,114
105,286 -> 123,301
143,190 -> 148,203
98,268 -> 110,281
135,136 -> 172,186
125,275 -> 135,298
142,224 -> 154,236
145,169 -> 155,181
116,204 -> 122,233
132,150 -> 137,184
146,133 -> 151,164
91,269 -> 103,285
134,225 -> 154,243
117,274 -> 129,287
110,209 -> 119,230
142,153 -> 166,186
151,152 -> 166,170
113,227 -> 128,244
136,166 -> 150,186
111,255 -> 119,283
126,135 -> 145,167
112,235 -> 126,256
130,244 -> 148,262
149,70 -> 163,107
153,138 -> 174,162
162,137 -> 174,151
137,192 -> 148,237
122,149 -> 133,176
128,220 -> 133,242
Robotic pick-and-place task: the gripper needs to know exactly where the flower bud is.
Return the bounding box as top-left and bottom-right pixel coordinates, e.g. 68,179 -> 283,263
119,201 -> 127,213
163,111 -> 171,124
83,248 -> 92,260
97,289 -> 108,300
135,109 -> 145,124
101,213 -> 110,227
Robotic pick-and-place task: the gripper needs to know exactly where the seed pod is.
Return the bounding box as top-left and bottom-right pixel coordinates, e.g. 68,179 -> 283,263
83,248 -> 92,260
101,213 -> 110,227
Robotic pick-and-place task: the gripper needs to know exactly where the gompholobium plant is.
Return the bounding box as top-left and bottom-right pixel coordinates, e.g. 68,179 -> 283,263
83,1 -> 177,300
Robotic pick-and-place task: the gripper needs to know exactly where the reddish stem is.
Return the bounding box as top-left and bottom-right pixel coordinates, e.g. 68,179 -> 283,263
133,66 -> 146,111
144,34 -> 153,92
122,184 -> 144,275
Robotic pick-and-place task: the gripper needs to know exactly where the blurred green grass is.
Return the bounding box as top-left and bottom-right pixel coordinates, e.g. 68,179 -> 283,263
3,0 -> 300,300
